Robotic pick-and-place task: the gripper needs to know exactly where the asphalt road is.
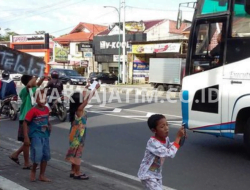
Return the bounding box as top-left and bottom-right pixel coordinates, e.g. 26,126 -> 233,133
1,87 -> 250,190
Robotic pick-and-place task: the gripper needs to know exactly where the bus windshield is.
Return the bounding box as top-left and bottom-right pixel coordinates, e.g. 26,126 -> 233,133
197,0 -> 229,15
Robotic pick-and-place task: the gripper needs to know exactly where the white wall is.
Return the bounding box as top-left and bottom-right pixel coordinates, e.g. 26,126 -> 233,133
146,20 -> 169,41
145,20 -> 186,41
69,42 -> 83,61
108,25 -> 122,36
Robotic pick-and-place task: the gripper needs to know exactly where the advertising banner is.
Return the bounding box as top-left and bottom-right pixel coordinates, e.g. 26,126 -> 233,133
132,43 -> 181,54
12,34 -> 45,43
55,47 -> 69,61
125,21 -> 146,32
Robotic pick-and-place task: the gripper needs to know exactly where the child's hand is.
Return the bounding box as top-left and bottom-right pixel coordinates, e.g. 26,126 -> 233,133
95,83 -> 100,89
176,127 -> 185,138
24,137 -> 30,146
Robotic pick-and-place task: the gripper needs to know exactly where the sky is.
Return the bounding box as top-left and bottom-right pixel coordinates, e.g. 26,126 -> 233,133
0,0 -> 194,37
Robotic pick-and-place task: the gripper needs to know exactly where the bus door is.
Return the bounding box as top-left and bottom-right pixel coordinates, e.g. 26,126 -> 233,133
184,18 -> 227,136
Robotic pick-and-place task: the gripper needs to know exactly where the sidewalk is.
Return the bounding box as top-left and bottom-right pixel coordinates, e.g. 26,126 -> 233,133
0,137 -> 141,190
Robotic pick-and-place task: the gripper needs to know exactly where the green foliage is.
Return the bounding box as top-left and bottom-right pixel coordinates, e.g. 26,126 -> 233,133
0,28 -> 18,41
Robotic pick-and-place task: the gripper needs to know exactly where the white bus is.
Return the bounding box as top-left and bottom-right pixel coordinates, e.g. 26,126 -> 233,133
178,0 -> 250,156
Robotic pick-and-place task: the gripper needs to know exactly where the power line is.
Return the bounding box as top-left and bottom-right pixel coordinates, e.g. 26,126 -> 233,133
0,0 -> 69,20
50,10 -> 116,35
0,0 -> 86,24
126,6 -> 194,12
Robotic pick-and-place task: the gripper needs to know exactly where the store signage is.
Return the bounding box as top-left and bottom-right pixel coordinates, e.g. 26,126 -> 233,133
84,52 -> 93,58
78,43 -> 92,51
0,45 -> 45,77
113,55 -> 127,62
12,34 -> 45,43
81,60 -> 89,67
55,47 -> 69,61
132,43 -> 181,54
100,41 -> 130,49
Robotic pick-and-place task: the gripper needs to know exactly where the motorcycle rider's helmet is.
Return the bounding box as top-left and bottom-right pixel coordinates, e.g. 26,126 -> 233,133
2,71 -> 10,80
51,71 -> 59,79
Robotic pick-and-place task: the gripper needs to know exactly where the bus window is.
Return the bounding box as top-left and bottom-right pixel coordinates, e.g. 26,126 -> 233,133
191,22 -> 224,74
232,2 -> 250,37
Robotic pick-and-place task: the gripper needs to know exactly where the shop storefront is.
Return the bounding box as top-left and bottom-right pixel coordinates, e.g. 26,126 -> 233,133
130,39 -> 188,83
10,34 -> 50,74
93,33 -> 146,80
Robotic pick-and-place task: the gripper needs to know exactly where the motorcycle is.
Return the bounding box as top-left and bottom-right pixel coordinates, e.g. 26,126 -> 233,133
47,95 -> 67,122
0,94 -> 18,120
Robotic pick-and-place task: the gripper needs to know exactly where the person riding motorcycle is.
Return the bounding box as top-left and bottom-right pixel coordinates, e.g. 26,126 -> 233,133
45,71 -> 64,110
0,71 -> 17,100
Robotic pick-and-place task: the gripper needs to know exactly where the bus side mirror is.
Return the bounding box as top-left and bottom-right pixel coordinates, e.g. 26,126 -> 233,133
176,10 -> 182,29
245,0 -> 250,14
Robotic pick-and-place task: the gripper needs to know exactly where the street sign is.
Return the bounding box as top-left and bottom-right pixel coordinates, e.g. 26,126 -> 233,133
84,52 -> 93,58
78,43 -> 92,51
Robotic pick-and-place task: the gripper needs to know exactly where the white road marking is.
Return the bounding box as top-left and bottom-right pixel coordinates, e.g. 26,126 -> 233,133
88,107 -> 122,113
87,111 -> 181,126
0,176 -> 29,190
90,164 -> 177,190
85,105 -> 93,109
98,105 -> 182,118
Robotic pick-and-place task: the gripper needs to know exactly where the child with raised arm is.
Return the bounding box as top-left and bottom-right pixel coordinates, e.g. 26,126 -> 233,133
23,89 -> 52,182
9,75 -> 45,169
65,83 -> 100,180
138,114 -> 185,190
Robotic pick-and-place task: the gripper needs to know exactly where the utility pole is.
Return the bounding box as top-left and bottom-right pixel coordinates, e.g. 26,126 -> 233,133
122,0 -> 126,84
104,2 -> 121,84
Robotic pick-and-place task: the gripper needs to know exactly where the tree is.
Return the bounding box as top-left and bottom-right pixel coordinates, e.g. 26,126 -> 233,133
0,28 -> 18,41
35,31 -> 46,34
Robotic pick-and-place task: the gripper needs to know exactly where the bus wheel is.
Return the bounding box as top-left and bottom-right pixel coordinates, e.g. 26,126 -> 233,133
243,118 -> 250,157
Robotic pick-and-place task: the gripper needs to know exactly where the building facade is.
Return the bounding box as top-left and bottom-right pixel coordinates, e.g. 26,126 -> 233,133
53,22 -> 107,75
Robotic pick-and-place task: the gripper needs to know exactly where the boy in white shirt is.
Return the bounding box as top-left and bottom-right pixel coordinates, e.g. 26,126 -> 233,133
138,114 -> 185,190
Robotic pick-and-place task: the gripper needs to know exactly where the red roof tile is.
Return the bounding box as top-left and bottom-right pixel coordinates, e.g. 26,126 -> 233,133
54,22 -> 107,44
169,20 -> 189,34
70,22 -> 107,34
97,29 -> 110,36
144,19 -> 165,30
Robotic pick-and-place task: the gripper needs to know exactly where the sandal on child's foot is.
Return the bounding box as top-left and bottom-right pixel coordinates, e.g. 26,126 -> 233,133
9,156 -> 20,165
70,173 -> 86,178
73,174 -> 89,180
23,165 -> 32,170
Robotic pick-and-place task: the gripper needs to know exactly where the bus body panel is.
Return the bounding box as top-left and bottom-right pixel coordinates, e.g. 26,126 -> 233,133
182,57 -> 250,138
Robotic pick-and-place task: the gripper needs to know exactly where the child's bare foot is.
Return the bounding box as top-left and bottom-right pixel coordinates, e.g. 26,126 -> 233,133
30,171 -> 36,182
39,176 -> 51,182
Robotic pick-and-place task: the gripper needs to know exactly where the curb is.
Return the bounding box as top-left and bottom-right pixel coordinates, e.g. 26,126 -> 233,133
0,176 -> 29,190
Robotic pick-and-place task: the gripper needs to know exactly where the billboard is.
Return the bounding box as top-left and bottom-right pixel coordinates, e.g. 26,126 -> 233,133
132,43 -> 181,54
125,21 -> 145,32
55,47 -> 69,61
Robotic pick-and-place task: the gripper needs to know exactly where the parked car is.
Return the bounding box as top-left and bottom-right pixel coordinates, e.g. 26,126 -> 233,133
49,69 -> 87,85
88,72 -> 119,84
